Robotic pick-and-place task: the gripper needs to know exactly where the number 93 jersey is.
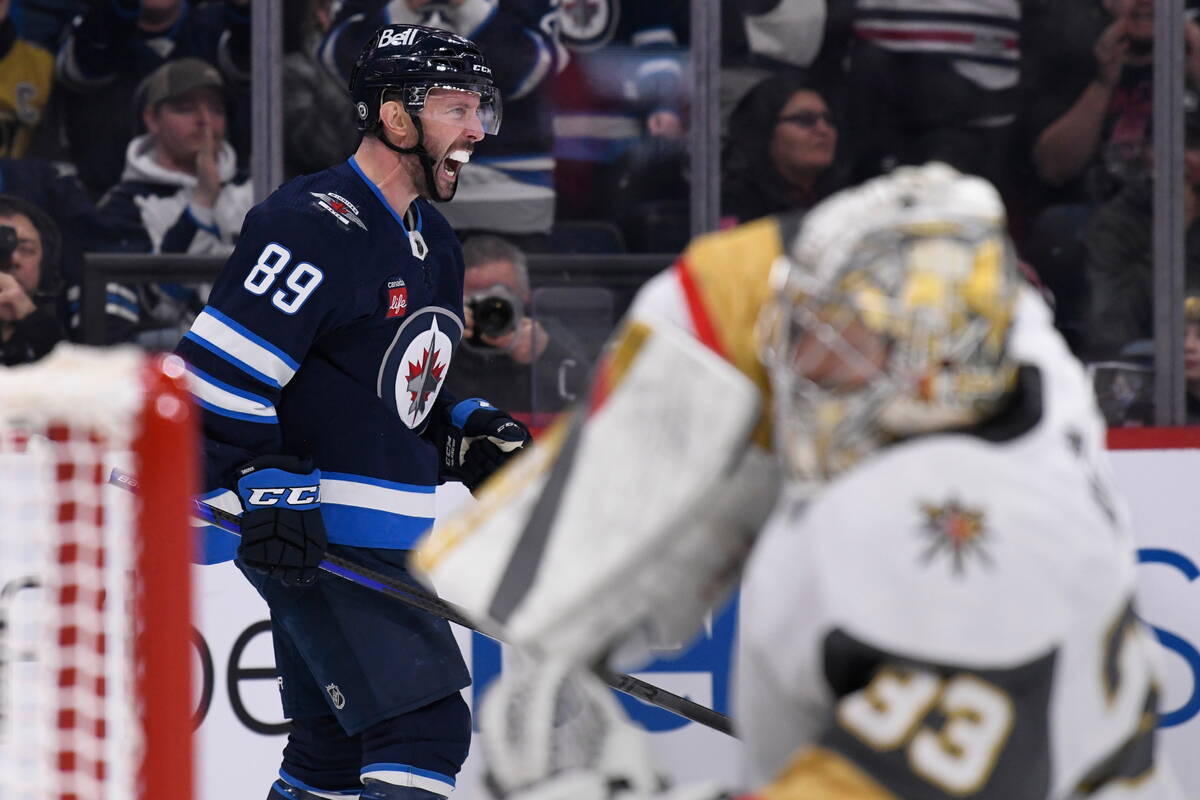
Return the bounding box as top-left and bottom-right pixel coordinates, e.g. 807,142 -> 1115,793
734,291 -> 1183,800
176,157 -> 467,552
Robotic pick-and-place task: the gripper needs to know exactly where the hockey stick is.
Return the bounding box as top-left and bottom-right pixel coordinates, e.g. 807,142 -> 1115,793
108,468 -> 735,737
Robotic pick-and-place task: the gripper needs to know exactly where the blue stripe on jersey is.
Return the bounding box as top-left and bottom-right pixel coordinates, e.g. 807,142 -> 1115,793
360,763 -> 455,793
277,770 -> 361,797
194,396 -> 278,424
321,505 -> 435,549
106,291 -> 140,315
203,306 -> 301,371
183,331 -> 281,390
186,363 -> 278,422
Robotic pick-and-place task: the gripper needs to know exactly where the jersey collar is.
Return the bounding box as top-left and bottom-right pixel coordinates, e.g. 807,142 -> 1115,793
346,156 -> 424,236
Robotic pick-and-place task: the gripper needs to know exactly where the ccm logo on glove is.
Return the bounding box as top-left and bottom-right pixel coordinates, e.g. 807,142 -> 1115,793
245,486 -> 321,506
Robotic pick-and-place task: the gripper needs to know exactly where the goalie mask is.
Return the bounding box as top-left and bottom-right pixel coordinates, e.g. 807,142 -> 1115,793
759,163 -> 1021,481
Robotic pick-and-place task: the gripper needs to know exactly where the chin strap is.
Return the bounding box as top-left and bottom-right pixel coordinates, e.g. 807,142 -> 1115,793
374,116 -> 456,202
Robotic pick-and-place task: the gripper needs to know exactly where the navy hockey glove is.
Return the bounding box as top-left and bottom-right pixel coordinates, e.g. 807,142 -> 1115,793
234,456 -> 327,587
432,399 -> 531,492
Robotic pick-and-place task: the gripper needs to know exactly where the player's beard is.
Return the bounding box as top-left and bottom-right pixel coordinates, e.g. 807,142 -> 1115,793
411,149 -> 462,203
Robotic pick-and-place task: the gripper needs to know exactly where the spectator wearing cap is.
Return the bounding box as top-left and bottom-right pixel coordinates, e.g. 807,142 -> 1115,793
91,57 -> 252,343
53,0 -> 250,197
1082,94 -> 1200,358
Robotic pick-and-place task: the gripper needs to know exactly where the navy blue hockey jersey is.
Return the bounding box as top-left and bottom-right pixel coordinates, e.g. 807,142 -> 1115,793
176,157 -> 468,554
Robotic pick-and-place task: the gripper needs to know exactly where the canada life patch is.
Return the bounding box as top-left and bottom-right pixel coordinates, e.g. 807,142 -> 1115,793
385,277 -> 408,318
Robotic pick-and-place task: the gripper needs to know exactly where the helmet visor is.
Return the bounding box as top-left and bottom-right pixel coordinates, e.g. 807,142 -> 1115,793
412,82 -> 502,136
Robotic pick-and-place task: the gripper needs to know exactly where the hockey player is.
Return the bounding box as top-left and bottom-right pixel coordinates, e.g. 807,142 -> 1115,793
417,163 -> 1182,799
174,24 -> 530,800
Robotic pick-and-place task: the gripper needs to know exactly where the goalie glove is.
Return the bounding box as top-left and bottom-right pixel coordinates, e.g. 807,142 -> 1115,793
234,456 -> 327,587
479,657 -> 729,800
428,398 -> 531,492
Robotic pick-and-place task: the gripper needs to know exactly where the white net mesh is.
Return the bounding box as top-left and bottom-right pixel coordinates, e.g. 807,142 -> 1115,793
0,346 -> 145,800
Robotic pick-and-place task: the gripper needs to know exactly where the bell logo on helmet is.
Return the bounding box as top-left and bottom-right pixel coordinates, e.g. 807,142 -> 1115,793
378,27 -> 419,48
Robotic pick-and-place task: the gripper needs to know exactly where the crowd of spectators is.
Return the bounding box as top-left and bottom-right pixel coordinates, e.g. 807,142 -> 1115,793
2,0 -> 1199,424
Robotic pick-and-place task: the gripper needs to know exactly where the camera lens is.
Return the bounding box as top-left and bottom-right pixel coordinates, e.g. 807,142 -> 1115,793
0,225 -> 17,273
474,296 -> 515,338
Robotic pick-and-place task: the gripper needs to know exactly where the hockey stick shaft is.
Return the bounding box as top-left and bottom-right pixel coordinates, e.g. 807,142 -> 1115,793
108,468 -> 734,737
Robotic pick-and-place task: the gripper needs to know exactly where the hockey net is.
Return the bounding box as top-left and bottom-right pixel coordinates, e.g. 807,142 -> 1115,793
0,345 -> 196,800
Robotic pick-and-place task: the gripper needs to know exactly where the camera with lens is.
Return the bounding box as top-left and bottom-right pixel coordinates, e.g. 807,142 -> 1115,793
0,225 -> 17,273
467,284 -> 524,344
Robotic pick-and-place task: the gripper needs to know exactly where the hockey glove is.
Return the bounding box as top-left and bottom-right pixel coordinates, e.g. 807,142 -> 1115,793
234,456 -> 327,587
430,398 -> 531,492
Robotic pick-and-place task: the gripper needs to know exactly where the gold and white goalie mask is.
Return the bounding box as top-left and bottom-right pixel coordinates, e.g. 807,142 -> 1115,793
759,163 -> 1021,481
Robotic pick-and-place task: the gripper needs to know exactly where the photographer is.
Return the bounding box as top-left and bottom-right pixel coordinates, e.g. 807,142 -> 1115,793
0,195 -> 65,365
447,235 -> 594,416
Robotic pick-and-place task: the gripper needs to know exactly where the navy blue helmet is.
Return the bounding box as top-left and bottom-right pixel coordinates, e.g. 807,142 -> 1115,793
349,24 -> 501,135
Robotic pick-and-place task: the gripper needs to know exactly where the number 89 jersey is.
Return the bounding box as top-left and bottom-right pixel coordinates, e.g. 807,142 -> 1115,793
176,156 -> 467,551
734,292 -> 1183,800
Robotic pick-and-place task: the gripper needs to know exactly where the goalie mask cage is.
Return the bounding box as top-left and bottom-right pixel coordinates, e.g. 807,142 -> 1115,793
0,346 -> 195,800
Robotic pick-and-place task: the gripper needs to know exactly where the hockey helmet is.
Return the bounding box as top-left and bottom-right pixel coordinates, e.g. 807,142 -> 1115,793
349,24 -> 501,136
758,163 -> 1021,480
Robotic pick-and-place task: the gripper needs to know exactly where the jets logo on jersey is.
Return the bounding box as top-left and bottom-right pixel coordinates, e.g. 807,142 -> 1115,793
377,308 -> 463,428
561,0 -> 617,51
311,192 -> 367,231
918,497 -> 991,575
385,277 -> 408,318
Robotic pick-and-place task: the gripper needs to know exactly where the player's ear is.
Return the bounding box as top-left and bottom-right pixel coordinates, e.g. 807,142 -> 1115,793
379,99 -> 418,148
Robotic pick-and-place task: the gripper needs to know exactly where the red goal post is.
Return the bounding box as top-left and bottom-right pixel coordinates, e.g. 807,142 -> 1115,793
0,345 -> 196,800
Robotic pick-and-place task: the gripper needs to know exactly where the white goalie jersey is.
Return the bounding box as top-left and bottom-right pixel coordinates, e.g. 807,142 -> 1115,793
733,290 -> 1181,799
618,215 -> 1180,798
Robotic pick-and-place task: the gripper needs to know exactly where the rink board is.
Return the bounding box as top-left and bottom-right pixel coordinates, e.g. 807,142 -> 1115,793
192,437 -> 1200,798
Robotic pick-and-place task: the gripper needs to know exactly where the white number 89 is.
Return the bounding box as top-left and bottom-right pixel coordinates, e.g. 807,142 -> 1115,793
243,243 -> 324,314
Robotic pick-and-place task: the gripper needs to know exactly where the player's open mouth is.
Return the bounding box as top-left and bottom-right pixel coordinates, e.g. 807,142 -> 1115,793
444,149 -> 470,179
